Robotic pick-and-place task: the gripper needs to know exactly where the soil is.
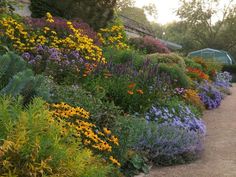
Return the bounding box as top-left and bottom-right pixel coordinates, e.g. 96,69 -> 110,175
148,84 -> 236,177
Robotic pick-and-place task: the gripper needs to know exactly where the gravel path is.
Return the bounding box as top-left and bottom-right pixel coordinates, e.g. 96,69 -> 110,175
148,84 -> 236,177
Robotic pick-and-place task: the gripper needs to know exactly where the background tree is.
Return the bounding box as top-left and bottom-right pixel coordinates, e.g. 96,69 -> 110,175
116,0 -> 135,11
30,0 -> 117,30
176,0 -> 236,56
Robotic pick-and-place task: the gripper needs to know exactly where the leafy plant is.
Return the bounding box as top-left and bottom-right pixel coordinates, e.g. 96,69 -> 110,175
0,52 -> 50,104
103,47 -> 143,64
147,53 -> 186,69
0,96 -> 113,176
158,63 -> 191,88
30,0 -> 116,30
129,36 -> 170,54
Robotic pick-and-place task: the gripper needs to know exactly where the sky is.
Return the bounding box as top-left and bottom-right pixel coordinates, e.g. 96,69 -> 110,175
135,0 -> 236,25
135,0 -> 181,24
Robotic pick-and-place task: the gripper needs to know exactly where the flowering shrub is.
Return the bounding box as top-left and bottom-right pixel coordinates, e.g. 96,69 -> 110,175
129,36 -> 170,54
0,13 -> 105,63
197,81 -> 223,109
98,25 -> 129,49
215,71 -> 232,88
0,97 -> 113,176
145,104 -> 206,134
187,67 -> 209,81
136,123 -> 204,165
22,45 -> 97,83
25,16 -> 101,46
183,89 -> 205,111
193,57 -> 222,79
50,102 -> 120,167
134,101 -> 206,165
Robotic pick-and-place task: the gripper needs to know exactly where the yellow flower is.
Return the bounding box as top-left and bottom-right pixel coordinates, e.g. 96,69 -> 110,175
103,128 -> 111,135
109,156 -> 121,167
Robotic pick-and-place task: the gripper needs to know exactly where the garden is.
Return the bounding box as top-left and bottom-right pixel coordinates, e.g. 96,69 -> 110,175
0,1 -> 233,177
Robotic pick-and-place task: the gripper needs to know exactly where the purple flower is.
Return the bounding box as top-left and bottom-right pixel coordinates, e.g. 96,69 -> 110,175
22,52 -> 31,60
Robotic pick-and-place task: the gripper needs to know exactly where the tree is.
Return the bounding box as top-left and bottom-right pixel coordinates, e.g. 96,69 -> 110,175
116,0 -> 135,11
30,0 -> 117,30
176,0 -> 236,56
118,7 -> 152,28
143,3 -> 158,20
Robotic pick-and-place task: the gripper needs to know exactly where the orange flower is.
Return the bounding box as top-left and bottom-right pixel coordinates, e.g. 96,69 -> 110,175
136,89 -> 144,94
128,83 -> 136,89
127,90 -> 134,95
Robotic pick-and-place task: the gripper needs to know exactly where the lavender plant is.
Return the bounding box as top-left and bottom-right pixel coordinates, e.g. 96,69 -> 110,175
135,123 -> 204,165
197,81 -> 223,109
135,102 -> 206,165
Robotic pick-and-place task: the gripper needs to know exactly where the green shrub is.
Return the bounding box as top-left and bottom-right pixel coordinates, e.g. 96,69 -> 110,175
184,57 -> 203,70
0,52 -> 51,104
84,76 -> 153,113
48,83 -> 122,129
0,52 -> 27,88
113,116 -> 150,176
103,47 -> 144,65
0,96 -> 113,176
158,63 -> 191,88
147,53 -> 186,69
30,0 -> 116,30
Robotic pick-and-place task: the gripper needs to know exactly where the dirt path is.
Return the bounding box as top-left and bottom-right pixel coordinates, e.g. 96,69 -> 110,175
148,84 -> 236,177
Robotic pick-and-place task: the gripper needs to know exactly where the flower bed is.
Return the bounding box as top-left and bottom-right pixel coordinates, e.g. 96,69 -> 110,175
0,12 -> 233,177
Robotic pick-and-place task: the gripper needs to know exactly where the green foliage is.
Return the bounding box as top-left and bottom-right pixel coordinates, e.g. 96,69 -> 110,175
118,7 -> 152,29
103,47 -> 144,64
147,53 -> 186,69
48,83 -> 122,129
121,153 -> 149,177
158,63 -> 191,88
0,96 -> 112,176
113,116 -> 146,161
0,52 -> 51,104
84,76 -> 152,113
30,0 -> 116,30
0,52 -> 27,88
184,57 -> 203,70
176,0 -> 236,57
0,0 -> 15,14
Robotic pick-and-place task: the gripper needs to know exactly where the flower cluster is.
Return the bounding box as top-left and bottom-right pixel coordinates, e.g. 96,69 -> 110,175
22,45 -> 97,81
197,81 -> 223,109
98,25 -> 129,49
127,83 -> 144,95
215,71 -> 232,89
25,15 -> 101,46
129,36 -> 170,54
145,104 -> 206,134
187,67 -> 209,81
183,89 -> 204,110
0,13 -> 106,63
135,123 -> 204,165
174,87 -> 185,95
50,103 -> 120,167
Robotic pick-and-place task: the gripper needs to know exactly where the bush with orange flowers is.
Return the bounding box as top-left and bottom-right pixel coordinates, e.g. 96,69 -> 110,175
187,67 -> 209,81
